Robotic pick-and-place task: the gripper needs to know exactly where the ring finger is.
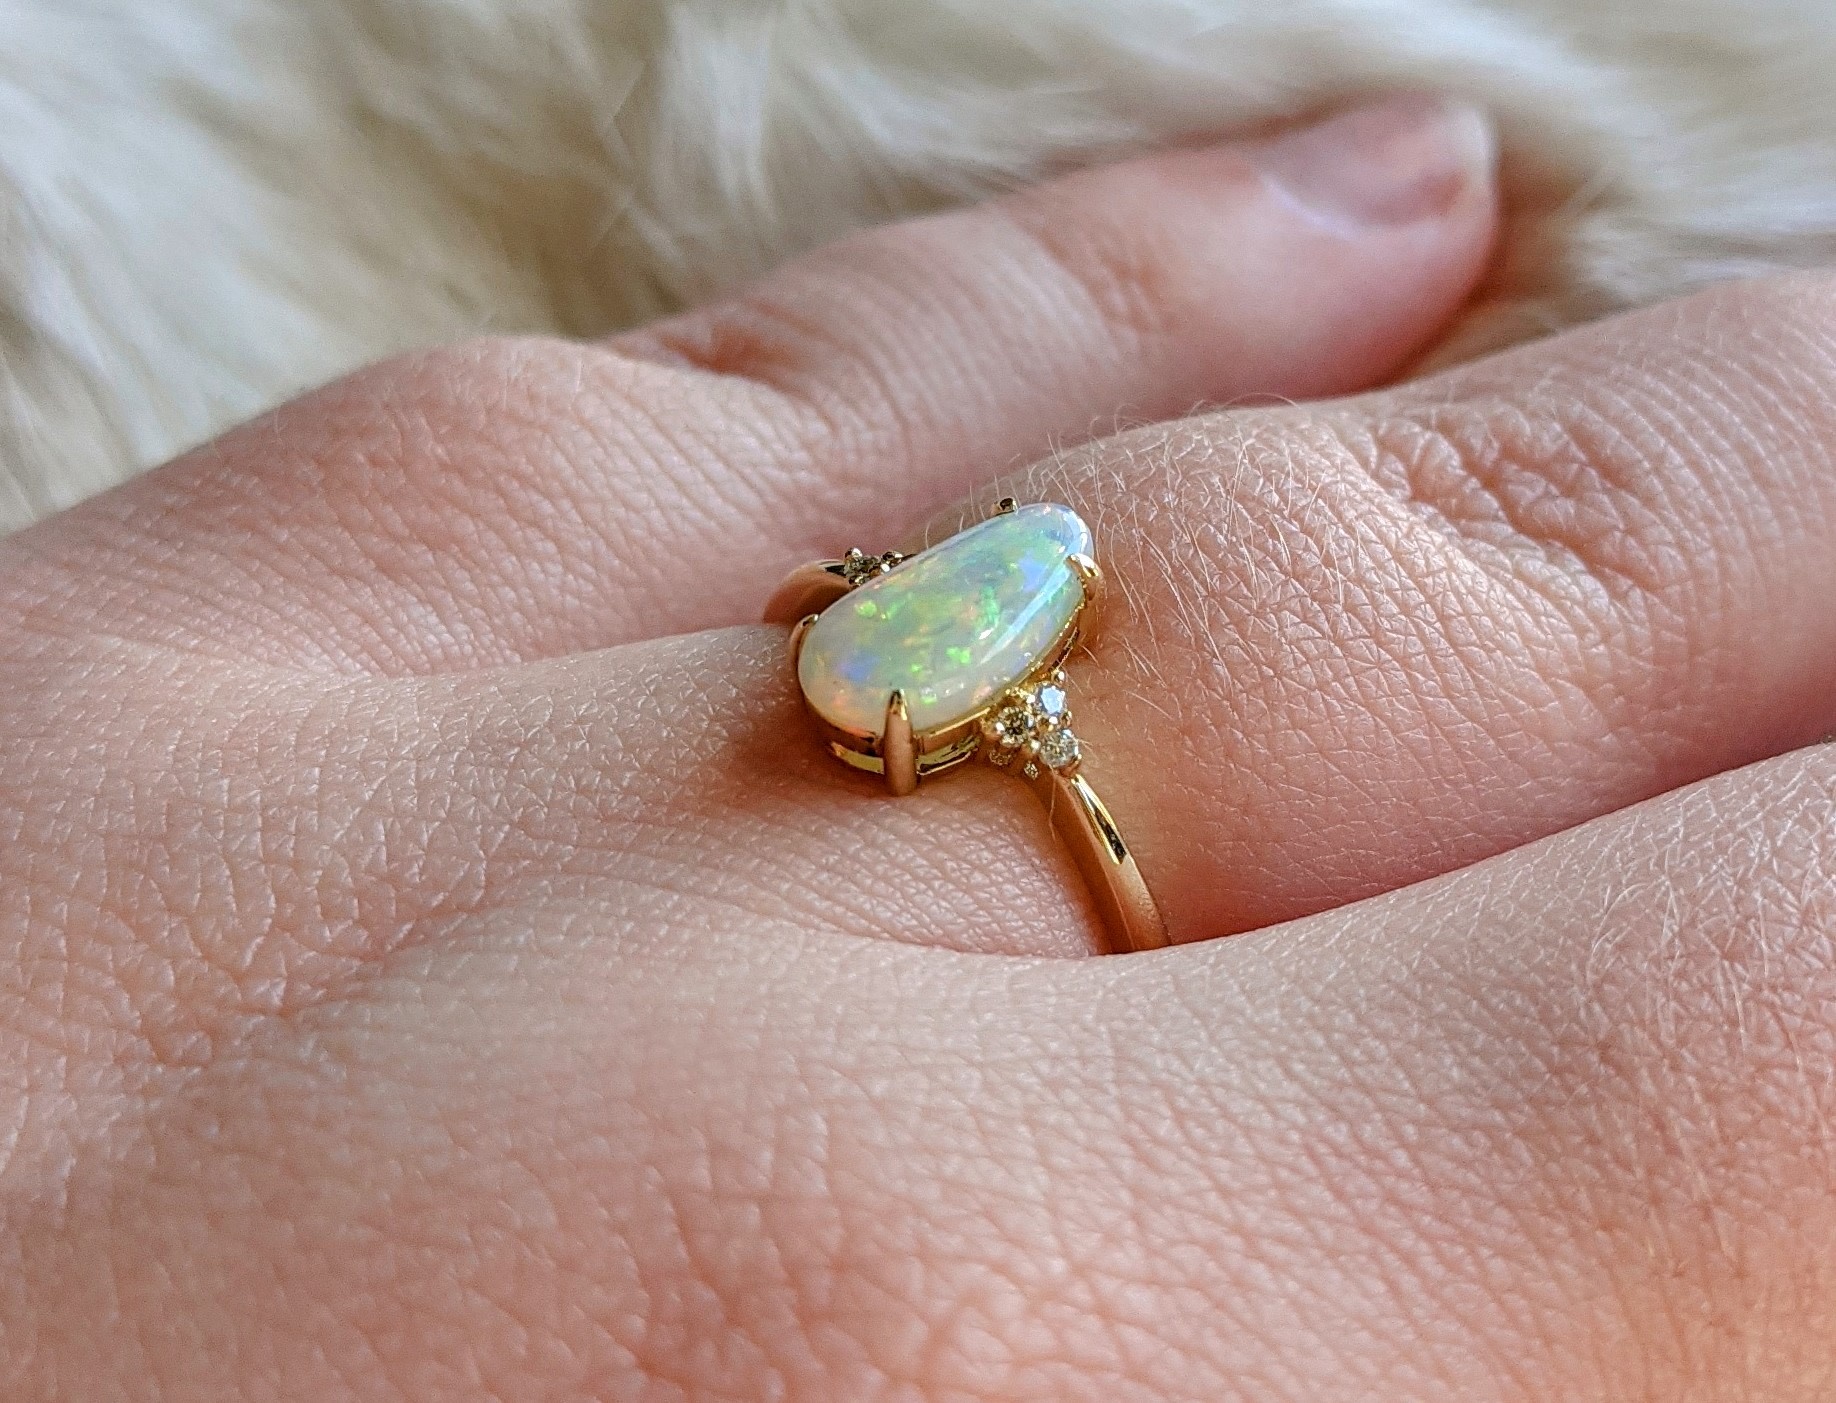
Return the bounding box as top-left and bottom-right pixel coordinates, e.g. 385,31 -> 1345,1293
511,268 -> 1836,954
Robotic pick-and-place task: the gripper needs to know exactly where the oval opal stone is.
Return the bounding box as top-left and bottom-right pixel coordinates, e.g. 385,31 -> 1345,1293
799,503 -> 1094,737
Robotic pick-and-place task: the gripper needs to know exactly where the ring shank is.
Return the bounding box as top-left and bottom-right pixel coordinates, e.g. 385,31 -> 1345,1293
764,562 -> 851,626
1026,765 -> 1169,953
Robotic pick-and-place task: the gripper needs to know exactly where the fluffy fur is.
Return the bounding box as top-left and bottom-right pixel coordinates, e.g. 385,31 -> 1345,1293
6,0 -> 1836,529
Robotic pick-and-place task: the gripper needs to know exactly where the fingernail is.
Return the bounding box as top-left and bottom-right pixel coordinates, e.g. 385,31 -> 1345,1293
1254,94 -> 1496,229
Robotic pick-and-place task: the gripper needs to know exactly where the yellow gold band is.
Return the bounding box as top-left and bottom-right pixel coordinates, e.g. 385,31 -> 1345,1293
1023,764 -> 1168,953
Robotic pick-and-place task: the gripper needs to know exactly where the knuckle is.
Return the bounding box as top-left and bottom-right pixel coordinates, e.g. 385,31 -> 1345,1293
615,288 -> 841,395
612,265 -> 923,473
1351,395 -> 1686,613
284,333 -> 732,536
356,333 -> 595,417
998,173 -> 1212,351
286,334 -> 603,488
1351,268 -> 1836,627
349,333 -> 648,452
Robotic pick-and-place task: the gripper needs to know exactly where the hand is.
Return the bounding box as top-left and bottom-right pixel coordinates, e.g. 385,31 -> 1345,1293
4,95 -> 1833,1398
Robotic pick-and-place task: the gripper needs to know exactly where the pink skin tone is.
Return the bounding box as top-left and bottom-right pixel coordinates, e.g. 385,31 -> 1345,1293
3,95 -> 1835,1398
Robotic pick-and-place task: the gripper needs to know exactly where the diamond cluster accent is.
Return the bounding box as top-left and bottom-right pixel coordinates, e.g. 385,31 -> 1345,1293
982,670 -> 1082,779
838,546 -> 906,586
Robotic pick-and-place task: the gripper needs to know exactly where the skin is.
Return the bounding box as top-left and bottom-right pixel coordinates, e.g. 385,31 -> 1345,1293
2,94 -> 1834,1399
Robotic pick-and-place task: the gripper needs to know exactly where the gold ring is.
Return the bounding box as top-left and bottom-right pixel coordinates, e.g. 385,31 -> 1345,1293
764,498 -> 1168,954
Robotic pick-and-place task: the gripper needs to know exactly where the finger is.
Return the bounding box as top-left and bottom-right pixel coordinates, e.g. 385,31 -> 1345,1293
1034,270 -> 1836,938
509,268 -> 1836,959
481,267 -> 1836,959
613,90 -> 1498,497
1,96 -> 1497,673
25,748 -> 1833,1398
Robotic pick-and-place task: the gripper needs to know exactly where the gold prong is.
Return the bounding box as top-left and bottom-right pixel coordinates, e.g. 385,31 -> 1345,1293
1067,552 -> 1106,644
993,497 -> 1019,517
789,613 -> 819,670
882,691 -> 918,796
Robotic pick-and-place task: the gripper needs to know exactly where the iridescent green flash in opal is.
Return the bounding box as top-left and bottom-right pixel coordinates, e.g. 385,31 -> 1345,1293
798,503 -> 1093,737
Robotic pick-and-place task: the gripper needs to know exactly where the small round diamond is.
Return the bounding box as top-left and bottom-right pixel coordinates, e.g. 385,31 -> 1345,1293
1038,728 -> 1081,772
983,699 -> 1033,764
991,702 -> 1032,743
1035,684 -> 1068,722
840,548 -> 903,586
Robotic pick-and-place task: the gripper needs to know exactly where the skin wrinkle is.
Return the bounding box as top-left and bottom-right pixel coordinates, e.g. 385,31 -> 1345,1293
635,262 -> 920,479
1384,396 -> 1670,598
992,188 -> 1181,362
1108,299 -> 1828,921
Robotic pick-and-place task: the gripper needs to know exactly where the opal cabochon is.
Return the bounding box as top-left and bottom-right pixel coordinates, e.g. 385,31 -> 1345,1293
797,502 -> 1094,739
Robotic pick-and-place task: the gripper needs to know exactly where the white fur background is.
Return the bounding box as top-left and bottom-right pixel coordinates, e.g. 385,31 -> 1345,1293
5,0 -> 1836,530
